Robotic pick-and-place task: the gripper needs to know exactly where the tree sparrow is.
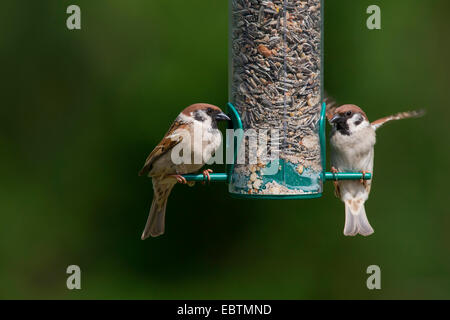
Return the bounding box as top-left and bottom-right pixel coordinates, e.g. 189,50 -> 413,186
329,104 -> 424,236
139,103 -> 230,239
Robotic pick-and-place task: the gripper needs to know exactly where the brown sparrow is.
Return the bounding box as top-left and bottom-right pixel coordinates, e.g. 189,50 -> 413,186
329,105 -> 424,236
139,103 -> 230,239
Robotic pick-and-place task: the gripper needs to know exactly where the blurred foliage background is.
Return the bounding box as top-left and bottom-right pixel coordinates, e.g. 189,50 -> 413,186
0,0 -> 449,299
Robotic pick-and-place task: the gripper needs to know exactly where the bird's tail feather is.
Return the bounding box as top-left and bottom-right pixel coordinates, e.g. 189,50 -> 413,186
141,182 -> 174,240
344,200 -> 374,237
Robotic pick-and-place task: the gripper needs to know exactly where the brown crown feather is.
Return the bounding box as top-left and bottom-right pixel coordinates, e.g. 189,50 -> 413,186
334,104 -> 368,120
181,103 -> 222,116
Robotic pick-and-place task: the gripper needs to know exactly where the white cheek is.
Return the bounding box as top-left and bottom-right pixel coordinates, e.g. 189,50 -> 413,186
203,116 -> 212,128
348,115 -> 368,132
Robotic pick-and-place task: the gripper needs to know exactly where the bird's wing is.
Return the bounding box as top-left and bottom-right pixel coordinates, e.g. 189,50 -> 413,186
138,120 -> 188,176
323,94 -> 339,121
371,109 -> 425,130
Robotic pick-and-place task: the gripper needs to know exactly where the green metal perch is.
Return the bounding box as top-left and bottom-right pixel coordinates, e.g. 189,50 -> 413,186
183,172 -> 371,182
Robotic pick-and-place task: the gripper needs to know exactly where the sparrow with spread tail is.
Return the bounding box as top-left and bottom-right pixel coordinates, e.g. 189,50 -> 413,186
139,103 -> 230,239
329,104 -> 425,236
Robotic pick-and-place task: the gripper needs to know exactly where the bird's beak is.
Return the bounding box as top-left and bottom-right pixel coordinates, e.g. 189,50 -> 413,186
215,112 -> 231,121
330,114 -> 341,124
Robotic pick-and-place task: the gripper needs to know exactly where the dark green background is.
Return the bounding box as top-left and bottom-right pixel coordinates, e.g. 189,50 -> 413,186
0,0 -> 449,299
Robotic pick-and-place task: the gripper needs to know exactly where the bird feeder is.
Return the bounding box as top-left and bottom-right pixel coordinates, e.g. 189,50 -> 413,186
183,0 -> 371,196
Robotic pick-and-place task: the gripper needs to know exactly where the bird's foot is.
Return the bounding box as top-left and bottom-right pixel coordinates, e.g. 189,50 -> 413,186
330,167 -> 340,198
360,171 -> 370,187
202,169 -> 213,185
170,174 -> 187,184
331,166 -> 339,177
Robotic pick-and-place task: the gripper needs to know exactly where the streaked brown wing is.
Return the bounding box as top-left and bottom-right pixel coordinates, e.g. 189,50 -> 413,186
323,94 -> 339,121
371,109 -> 425,130
138,121 -> 188,176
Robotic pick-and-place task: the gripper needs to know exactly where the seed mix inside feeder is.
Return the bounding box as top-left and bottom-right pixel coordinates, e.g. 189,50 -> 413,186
228,0 -> 323,198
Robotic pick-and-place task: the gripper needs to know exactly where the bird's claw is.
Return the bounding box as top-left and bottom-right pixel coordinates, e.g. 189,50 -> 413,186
171,174 -> 187,184
360,171 -> 370,187
202,169 -> 213,185
330,166 -> 339,180
330,166 -> 341,198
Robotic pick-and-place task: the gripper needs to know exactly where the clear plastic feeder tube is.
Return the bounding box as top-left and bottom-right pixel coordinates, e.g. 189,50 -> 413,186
229,0 -> 323,198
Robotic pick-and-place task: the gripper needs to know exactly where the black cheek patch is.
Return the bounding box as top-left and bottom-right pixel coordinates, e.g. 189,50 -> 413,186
193,111 -> 204,122
354,116 -> 363,126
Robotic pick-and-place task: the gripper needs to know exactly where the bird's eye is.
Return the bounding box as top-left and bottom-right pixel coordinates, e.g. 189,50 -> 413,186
346,111 -> 353,117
